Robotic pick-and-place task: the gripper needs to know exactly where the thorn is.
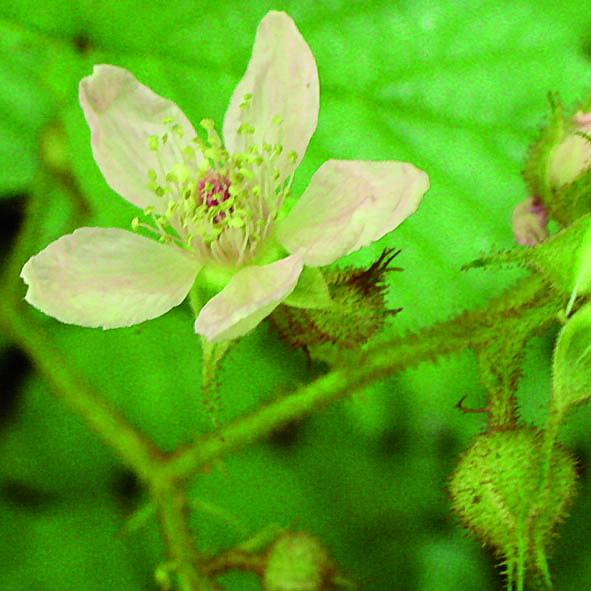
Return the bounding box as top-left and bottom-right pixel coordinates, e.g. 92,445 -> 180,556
455,395 -> 488,414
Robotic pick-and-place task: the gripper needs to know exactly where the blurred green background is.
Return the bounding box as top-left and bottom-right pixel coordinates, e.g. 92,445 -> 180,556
1,0 -> 591,589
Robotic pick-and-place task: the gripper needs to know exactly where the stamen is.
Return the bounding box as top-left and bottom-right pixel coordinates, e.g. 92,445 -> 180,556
136,113 -> 296,267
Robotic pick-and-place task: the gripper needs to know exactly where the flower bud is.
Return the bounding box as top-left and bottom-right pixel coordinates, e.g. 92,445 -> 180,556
511,196 -> 549,246
263,532 -> 334,591
269,248 -> 402,361
547,111 -> 591,190
448,428 -> 578,586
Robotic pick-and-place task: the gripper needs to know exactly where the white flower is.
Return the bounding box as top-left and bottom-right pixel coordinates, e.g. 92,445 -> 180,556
21,11 -> 429,343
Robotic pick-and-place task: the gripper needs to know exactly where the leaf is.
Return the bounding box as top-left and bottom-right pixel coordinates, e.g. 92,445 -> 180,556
0,21 -> 54,194
3,0 -> 591,589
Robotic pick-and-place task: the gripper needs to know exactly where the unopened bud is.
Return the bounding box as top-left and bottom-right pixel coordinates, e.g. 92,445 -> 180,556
548,111 -> 591,190
269,248 -> 402,358
448,428 -> 578,585
263,532 -> 334,591
511,196 -> 549,246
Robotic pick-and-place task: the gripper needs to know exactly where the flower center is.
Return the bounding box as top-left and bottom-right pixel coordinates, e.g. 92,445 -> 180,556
131,97 -> 298,270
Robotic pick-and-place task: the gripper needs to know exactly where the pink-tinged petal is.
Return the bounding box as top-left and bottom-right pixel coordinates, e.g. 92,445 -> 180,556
512,196 -> 549,246
223,11 -> 319,176
21,228 -> 200,329
276,160 -> 430,267
80,65 -> 198,213
194,254 -> 304,343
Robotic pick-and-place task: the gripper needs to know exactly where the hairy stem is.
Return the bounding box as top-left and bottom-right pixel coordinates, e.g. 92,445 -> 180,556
165,275 -> 560,481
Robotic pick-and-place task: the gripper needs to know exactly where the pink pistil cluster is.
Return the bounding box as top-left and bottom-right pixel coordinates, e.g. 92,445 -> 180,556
197,172 -> 232,223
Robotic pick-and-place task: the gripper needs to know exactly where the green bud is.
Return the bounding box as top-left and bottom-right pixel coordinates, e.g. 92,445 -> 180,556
522,94 -> 591,226
263,532 -> 333,591
269,248 -> 402,358
448,428 -> 578,589
548,112 -> 591,190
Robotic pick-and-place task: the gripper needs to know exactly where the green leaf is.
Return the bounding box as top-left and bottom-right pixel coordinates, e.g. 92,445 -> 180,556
4,0 -> 591,588
0,21 -> 54,194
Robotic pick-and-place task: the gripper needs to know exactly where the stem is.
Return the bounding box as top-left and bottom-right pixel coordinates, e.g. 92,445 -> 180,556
152,480 -> 219,591
0,298 -> 162,482
1,174 -> 45,305
165,275 -> 560,481
202,550 -> 265,577
2,259 -> 561,591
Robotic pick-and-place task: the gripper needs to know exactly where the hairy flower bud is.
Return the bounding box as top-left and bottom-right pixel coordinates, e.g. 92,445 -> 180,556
522,96 -> 591,227
547,111 -> 591,190
448,428 -> 578,587
511,196 -> 548,246
269,248 -> 402,362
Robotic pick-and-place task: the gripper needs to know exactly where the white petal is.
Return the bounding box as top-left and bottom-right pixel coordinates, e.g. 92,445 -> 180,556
223,11 -> 319,179
21,227 -> 200,329
194,254 -> 304,343
276,160 -> 430,267
80,64 -> 199,213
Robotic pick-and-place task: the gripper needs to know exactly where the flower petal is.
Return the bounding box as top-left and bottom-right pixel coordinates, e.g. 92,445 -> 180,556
276,160 -> 430,267
80,65 -> 198,213
21,228 -> 200,329
194,254 -> 304,343
223,11 -> 319,177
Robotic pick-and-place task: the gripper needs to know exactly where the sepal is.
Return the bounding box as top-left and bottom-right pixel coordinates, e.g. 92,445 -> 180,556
552,300 -> 591,415
464,213 -> 591,299
522,93 -> 565,215
283,266 -> 332,309
269,248 -> 402,359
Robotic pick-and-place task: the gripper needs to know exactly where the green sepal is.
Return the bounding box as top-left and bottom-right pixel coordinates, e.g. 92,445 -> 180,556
552,300 -> 591,415
194,265 -> 234,297
551,166 -> 591,226
522,92 -> 565,212
269,248 -> 402,361
282,266 -> 332,309
463,213 -> 591,298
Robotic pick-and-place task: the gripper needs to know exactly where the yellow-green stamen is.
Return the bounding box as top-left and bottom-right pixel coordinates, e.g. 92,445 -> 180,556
131,99 -> 298,269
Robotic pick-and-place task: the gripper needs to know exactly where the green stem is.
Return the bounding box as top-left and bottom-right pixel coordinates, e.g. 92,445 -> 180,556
165,275 -> 561,481
0,298 -> 162,482
1,173 -> 45,305
1,266 -> 561,590
152,481 -> 218,591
